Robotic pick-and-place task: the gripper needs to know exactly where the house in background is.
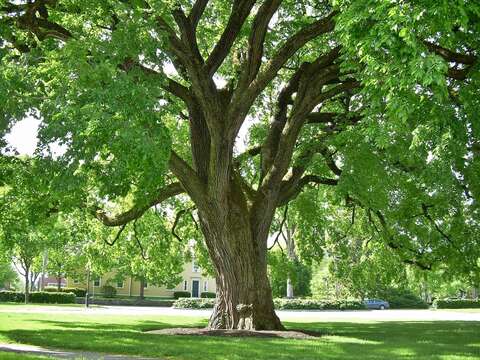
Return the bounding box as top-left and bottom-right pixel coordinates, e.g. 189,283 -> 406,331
42,276 -> 66,289
67,261 -> 216,298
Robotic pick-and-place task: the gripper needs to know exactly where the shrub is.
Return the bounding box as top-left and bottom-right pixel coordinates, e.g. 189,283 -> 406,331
273,298 -> 366,310
102,285 -> 117,298
0,291 -> 24,302
378,288 -> 428,309
173,297 -> 366,310
63,287 -> 87,297
173,291 -> 191,299
173,298 -> 215,309
433,298 -> 480,309
44,287 -> 60,292
44,287 -> 87,297
0,291 -> 75,304
200,292 -> 216,298
29,292 -> 75,304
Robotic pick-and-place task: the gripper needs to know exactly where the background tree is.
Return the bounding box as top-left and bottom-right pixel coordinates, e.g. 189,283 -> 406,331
1,0 -> 478,329
106,208 -> 186,299
268,249 -> 312,298
0,246 -> 18,290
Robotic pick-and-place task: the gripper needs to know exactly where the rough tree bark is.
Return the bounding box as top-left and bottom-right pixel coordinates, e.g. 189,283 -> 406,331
198,193 -> 283,330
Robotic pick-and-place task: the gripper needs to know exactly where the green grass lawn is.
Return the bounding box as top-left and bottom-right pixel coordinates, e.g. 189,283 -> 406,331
440,308 -> 480,313
0,306 -> 479,359
0,302 -> 87,308
0,354 -> 51,360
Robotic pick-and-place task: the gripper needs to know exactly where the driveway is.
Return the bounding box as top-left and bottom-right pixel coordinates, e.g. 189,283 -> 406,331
1,305 -> 479,322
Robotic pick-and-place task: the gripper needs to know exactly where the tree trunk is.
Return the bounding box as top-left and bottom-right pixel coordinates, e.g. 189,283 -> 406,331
199,197 -> 284,331
139,278 -> 145,300
207,251 -> 283,330
40,251 -> 48,291
85,270 -> 90,308
57,276 -> 62,291
286,276 -> 294,298
24,270 -> 29,304
285,222 -> 297,299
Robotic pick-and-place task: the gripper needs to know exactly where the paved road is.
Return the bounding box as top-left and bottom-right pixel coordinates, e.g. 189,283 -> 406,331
1,305 -> 479,322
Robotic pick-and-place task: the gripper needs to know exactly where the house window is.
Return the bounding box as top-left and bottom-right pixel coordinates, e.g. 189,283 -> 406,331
192,261 -> 200,273
116,280 -> 124,289
183,280 -> 188,291
73,279 -> 80,285
203,281 -> 208,292
93,278 -> 101,287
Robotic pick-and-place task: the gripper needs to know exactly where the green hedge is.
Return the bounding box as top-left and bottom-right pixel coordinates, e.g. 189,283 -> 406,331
0,291 -> 75,304
30,292 -> 75,304
0,291 -> 24,302
378,288 -> 428,309
173,298 -> 215,309
173,298 -> 366,310
44,287 -> 87,297
200,292 -> 216,298
387,295 -> 428,309
173,291 -> 191,299
433,299 -> 480,309
102,285 -> 117,298
274,298 -> 366,310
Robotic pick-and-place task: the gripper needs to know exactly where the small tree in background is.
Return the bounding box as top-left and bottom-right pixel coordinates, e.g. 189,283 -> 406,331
268,249 -> 312,299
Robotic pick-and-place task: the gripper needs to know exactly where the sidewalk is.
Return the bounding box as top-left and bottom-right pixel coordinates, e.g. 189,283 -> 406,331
0,343 -> 160,360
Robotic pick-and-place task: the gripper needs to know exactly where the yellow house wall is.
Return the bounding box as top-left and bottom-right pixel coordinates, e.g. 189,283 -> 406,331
66,262 -> 216,298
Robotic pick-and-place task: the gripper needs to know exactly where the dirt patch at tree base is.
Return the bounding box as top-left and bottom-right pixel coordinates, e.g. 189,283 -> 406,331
147,328 -> 321,339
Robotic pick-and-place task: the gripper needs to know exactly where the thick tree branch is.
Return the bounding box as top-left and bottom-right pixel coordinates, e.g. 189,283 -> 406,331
156,14 -> 222,128
118,58 -> 193,102
241,11 -> 337,107
172,7 -> 205,65
257,46 -> 343,181
240,0 -> 283,86
205,0 -> 257,76
234,146 -> 262,166
261,79 -> 359,194
168,151 -> 209,207
423,41 -> 477,80
278,174 -> 338,206
423,41 -> 476,65
188,0 -> 209,31
95,182 -> 184,227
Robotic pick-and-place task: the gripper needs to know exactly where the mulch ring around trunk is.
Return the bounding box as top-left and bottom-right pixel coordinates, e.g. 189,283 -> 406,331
147,328 -> 322,339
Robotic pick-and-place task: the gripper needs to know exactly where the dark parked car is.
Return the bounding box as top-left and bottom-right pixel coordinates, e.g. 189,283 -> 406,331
364,299 -> 390,310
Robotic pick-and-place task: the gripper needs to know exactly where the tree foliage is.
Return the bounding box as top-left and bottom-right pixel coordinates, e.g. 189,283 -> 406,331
0,0 -> 478,329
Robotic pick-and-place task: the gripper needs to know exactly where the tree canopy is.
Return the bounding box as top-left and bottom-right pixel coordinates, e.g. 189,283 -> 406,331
0,0 -> 478,329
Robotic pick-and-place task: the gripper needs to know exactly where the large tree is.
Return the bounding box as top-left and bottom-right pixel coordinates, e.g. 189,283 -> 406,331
1,0 -> 478,329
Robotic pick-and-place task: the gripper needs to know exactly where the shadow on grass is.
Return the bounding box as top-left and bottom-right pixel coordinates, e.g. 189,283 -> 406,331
1,320 -> 480,360
27,319 -> 208,332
